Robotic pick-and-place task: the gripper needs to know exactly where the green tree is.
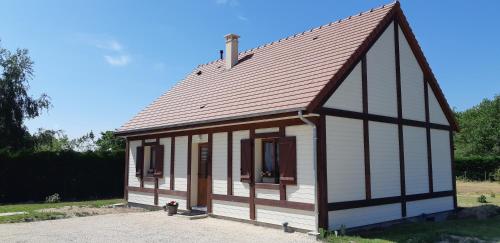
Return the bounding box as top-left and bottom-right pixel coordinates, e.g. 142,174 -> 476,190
454,95 -> 500,157
0,42 -> 50,149
96,131 -> 125,152
31,128 -> 72,152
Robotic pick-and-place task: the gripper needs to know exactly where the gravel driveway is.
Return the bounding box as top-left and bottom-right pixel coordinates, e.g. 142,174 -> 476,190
0,211 -> 317,243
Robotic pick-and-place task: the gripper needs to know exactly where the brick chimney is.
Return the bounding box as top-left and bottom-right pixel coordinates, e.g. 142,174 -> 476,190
224,34 -> 239,69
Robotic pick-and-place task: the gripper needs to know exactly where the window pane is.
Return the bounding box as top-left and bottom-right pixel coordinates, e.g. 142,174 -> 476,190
263,141 -> 274,177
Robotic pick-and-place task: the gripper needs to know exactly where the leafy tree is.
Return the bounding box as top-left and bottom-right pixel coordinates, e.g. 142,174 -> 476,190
71,131 -> 96,152
96,131 -> 125,152
0,42 -> 50,149
454,95 -> 500,157
31,128 -> 72,152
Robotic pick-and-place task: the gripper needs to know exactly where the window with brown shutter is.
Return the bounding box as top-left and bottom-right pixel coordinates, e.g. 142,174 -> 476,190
240,139 -> 253,183
278,137 -> 297,185
136,146 -> 144,177
154,145 -> 164,177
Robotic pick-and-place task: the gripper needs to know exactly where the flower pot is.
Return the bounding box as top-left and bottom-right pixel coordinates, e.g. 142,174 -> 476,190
167,205 -> 178,216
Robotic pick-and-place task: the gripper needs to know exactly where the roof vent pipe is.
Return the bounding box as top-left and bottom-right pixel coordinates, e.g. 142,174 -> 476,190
219,50 -> 223,60
224,33 -> 239,69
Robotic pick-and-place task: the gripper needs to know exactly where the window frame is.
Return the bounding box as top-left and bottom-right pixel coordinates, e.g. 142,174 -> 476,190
260,137 -> 280,184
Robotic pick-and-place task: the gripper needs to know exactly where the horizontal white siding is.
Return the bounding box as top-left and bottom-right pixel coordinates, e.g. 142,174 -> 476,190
329,203 -> 401,229
212,132 -> 228,195
192,134 -> 208,144
399,27 -> 425,122
143,181 -> 155,189
128,140 -> 142,187
212,200 -> 249,220
128,192 -> 154,206
406,196 -> 454,217
403,126 -> 429,195
323,62 -> 362,112
285,125 -> 315,203
255,205 -> 316,231
174,136 -> 188,191
256,189 -> 280,200
255,127 -> 279,133
158,195 -> 187,210
428,84 -> 449,125
232,130 -> 250,197
369,122 -> 401,198
158,137 -> 171,190
367,22 -> 397,118
431,129 -> 453,192
326,116 -> 365,202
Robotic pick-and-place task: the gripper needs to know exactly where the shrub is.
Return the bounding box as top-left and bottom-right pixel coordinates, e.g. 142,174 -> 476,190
454,156 -> 500,181
45,193 -> 61,203
477,195 -> 488,203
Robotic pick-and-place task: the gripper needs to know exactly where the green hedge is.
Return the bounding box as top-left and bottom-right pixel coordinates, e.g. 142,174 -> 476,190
0,150 -> 124,204
455,156 -> 500,181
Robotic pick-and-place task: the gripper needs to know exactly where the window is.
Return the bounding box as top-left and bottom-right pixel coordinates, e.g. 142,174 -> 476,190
136,144 -> 164,178
260,138 -> 280,184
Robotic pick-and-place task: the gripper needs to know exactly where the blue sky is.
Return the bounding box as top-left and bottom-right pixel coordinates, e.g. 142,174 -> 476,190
1,0 -> 498,138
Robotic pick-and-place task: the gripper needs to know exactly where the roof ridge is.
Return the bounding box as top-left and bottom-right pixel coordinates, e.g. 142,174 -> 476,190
196,1 -> 397,68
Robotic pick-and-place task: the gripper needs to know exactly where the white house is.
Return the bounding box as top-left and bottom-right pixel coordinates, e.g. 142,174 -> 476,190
115,2 -> 458,232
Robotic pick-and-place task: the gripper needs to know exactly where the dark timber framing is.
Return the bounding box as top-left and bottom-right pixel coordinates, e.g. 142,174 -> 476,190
207,133 -> 213,213
362,56 -> 371,200
170,137 -> 175,190
424,80 -> 434,193
394,19 -> 407,217
450,130 -> 458,209
278,126 -> 287,200
317,115 -> 328,228
249,129 -> 256,220
227,132 -> 233,195
124,139 -> 130,200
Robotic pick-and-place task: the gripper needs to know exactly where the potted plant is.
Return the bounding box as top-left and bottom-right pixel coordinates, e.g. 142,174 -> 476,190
165,201 -> 178,216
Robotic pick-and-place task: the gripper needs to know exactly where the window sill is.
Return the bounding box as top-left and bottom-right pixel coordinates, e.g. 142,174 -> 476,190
255,183 -> 280,190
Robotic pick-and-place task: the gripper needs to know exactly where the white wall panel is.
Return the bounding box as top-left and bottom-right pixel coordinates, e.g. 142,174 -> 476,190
212,132 -> 228,195
255,189 -> 280,200
285,125 -> 315,203
369,122 -> 401,198
255,205 -> 316,231
232,130 -> 250,197
406,196 -> 454,217
428,84 -> 449,125
329,203 -> 401,229
128,140 -> 142,187
158,137 -> 171,190
128,192 -> 154,206
212,200 -> 249,220
326,116 -> 365,202
255,127 -> 279,133
367,22 -> 397,117
399,27 -> 425,121
403,126 -> 429,195
323,62 -> 362,112
431,129 -> 453,192
174,136 -> 188,191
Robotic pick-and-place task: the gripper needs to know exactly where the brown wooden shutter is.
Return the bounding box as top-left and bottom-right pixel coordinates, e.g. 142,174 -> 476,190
135,146 -> 144,177
154,145 -> 164,177
279,136 -> 297,185
240,139 -> 253,183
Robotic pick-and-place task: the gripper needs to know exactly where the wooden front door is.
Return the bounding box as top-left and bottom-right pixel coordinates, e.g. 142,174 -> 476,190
197,143 -> 209,206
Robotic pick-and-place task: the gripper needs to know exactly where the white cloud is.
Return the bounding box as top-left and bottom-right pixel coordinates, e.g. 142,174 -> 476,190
104,55 -> 131,66
216,0 -> 238,6
237,15 -> 248,21
95,39 -> 123,51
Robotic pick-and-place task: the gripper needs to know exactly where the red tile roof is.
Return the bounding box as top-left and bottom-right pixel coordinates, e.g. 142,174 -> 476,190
118,3 -> 398,133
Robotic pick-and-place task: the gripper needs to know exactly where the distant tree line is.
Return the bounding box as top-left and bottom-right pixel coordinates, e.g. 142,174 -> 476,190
0,42 -> 125,203
453,95 -> 500,181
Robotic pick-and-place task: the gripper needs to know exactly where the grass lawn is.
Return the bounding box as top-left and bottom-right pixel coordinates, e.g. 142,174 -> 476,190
0,198 -> 124,223
326,180 -> 500,242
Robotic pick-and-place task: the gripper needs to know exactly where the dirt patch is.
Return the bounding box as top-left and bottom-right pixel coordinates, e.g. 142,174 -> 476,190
37,205 -> 146,218
457,181 -> 500,194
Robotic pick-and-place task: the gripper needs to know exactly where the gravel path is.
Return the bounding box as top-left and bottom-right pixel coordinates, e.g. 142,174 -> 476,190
0,211 -> 317,243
